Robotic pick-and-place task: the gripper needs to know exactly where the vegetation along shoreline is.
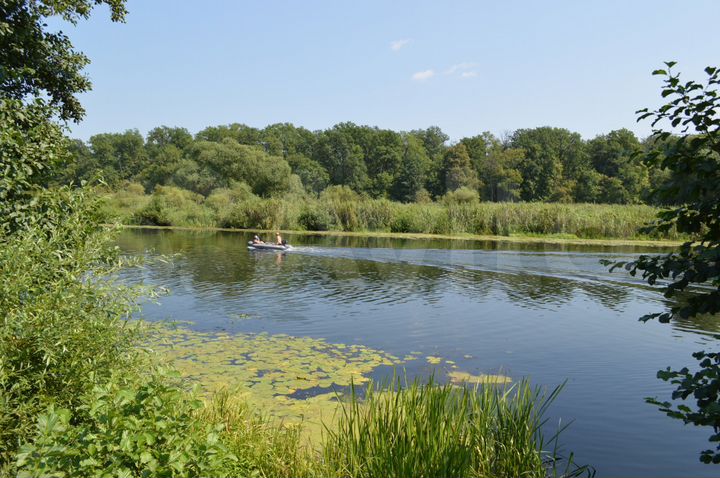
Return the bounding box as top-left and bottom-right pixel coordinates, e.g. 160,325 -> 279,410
113,223 -> 683,248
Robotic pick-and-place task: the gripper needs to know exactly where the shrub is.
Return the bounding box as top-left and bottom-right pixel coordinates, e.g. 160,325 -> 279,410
298,206 -> 332,231
0,188 -> 141,468
442,187 -> 480,205
16,369 -> 235,478
221,199 -> 286,230
414,188 -> 432,204
133,186 -> 214,227
356,199 -> 395,231
320,185 -> 360,203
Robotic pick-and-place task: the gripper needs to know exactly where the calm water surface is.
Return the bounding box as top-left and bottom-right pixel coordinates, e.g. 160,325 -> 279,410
118,229 -> 720,477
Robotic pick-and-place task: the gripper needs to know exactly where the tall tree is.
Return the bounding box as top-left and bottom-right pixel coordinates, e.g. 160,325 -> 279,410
588,128 -> 649,203
391,135 -> 430,202
195,123 -> 262,146
286,153 -> 329,194
261,123 -> 316,158
312,127 -> 368,191
364,129 -> 404,198
187,138 -> 293,197
439,143 -> 479,193
510,127 -> 587,202
88,129 -> 147,184
482,146 -> 524,202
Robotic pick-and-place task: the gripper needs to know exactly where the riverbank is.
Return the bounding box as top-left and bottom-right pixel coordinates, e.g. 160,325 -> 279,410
113,224 -> 683,248
98,185 -> 682,245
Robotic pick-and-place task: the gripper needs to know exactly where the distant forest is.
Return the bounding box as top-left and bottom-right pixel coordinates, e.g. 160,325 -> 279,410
58,122 -> 677,204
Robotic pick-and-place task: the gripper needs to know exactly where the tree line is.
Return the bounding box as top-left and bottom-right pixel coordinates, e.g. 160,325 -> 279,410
58,122 -> 676,205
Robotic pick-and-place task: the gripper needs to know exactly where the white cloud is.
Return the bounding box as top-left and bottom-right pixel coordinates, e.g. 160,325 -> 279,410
412,69 -> 435,81
390,39 -> 411,51
460,71 -> 478,78
444,62 -> 478,75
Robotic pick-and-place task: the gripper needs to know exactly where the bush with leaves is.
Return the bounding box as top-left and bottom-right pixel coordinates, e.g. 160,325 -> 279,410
608,63 -> 720,464
0,185 -> 144,469
15,369 -> 235,478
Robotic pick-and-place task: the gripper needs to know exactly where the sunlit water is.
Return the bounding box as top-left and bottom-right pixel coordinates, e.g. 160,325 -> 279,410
118,229 -> 720,477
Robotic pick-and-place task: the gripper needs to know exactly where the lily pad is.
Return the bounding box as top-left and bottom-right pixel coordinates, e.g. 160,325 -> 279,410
145,322 -> 405,441
448,371 -> 512,385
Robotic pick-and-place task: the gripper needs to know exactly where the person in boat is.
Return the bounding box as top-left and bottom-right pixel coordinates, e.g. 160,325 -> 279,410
252,234 -> 264,244
275,231 -> 284,246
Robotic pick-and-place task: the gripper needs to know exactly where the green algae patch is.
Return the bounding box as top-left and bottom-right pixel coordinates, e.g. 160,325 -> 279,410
426,355 -> 443,365
448,370 -> 512,385
145,323 -> 404,441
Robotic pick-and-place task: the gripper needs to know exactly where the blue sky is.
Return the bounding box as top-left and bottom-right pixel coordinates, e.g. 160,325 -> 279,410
61,0 -> 719,142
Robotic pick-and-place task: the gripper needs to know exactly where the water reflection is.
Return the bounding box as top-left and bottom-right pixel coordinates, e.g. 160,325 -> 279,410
119,229 -> 670,322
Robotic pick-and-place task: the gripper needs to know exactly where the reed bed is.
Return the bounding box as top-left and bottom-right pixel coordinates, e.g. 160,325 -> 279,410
100,184 -> 677,240
322,377 -> 591,478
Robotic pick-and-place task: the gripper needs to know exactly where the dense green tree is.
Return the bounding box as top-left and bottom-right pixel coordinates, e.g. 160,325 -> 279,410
195,123 -> 262,145
461,133 -> 523,202
588,129 -> 640,177
411,127 -> 450,198
460,132 -> 494,173
0,0 -> 126,121
482,146 -> 524,202
313,127 -> 369,191
588,129 -> 649,203
0,99 -> 69,235
391,135 -> 431,202
572,169 -> 603,203
642,133 -> 680,205
188,139 -> 293,197
261,123 -> 316,157
439,143 -> 479,193
54,119 -> 678,206
137,126 -> 193,189
169,157 -> 217,196
87,129 -> 147,184
510,127 -> 587,202
364,129 -> 404,198
141,144 -> 184,191
286,153 -> 329,194
411,126 -> 449,160
608,64 -> 720,464
146,126 -> 193,151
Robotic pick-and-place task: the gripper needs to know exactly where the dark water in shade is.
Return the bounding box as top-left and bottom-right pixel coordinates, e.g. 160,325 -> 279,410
118,229 -> 720,477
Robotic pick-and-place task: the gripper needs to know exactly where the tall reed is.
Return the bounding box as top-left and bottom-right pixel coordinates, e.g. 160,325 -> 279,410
322,377 -> 592,478
101,185 -> 677,240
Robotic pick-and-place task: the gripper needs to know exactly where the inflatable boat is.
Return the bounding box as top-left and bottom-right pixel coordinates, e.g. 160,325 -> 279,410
247,241 -> 293,251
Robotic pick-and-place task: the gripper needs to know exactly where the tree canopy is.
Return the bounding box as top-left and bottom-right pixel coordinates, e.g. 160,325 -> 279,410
0,0 -> 127,122
56,119 -> 691,207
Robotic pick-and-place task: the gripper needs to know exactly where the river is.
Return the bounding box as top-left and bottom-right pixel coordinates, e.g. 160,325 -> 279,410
118,228 -> 719,477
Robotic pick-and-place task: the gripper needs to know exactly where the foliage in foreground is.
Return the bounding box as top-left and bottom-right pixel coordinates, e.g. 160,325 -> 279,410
608,63 -> 720,463
15,368 -> 590,478
15,370 -> 234,478
0,186 -> 141,469
324,378 -> 591,478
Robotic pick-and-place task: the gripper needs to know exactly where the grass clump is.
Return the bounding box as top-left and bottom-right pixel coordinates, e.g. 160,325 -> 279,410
323,377 -> 591,478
